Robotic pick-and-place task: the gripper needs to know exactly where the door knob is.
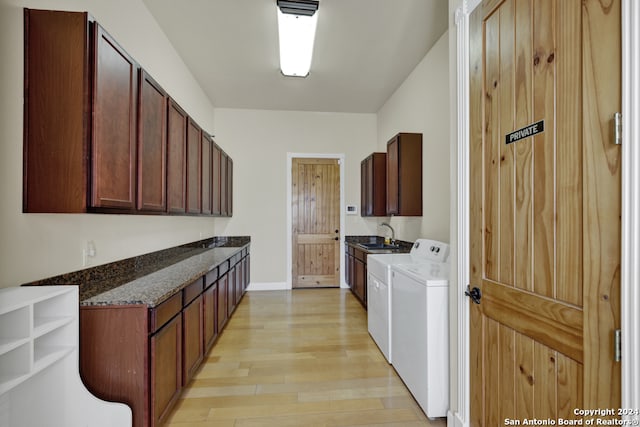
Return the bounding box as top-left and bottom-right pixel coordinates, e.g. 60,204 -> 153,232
465,285 -> 482,304
334,237 -> 339,241
335,229 -> 339,233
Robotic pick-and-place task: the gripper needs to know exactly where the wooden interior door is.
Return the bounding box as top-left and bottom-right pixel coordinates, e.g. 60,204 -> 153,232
292,158 -> 341,288
468,0 -> 621,425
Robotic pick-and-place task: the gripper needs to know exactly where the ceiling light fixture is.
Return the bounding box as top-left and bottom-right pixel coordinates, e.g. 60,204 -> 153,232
276,0 -> 319,77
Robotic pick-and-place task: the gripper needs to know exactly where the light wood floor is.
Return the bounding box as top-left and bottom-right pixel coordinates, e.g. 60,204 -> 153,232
165,289 -> 447,427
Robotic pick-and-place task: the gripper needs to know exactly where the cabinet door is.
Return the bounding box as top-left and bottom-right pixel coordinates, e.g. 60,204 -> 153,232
227,265 -> 236,315
91,24 -> 137,211
203,283 -> 218,353
137,70 -> 167,213
355,258 -> 366,308
217,274 -> 228,331
227,157 -> 233,217
235,261 -> 243,302
212,144 -> 222,215
243,255 -> 250,291
167,99 -> 187,213
201,133 -> 212,215
371,153 -> 387,216
186,118 -> 202,214
151,312 -> 182,426
386,133 -> 422,216
23,9 -> 90,213
183,294 -> 204,384
220,152 -> 228,216
345,251 -> 350,287
386,138 -> 399,215
361,157 -> 371,216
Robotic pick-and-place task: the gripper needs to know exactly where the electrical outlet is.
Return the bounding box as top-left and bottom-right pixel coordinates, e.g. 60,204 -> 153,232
82,241 -> 96,267
87,241 -> 96,258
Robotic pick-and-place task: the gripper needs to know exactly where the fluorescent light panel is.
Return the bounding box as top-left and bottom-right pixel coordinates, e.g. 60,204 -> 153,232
277,1 -> 319,77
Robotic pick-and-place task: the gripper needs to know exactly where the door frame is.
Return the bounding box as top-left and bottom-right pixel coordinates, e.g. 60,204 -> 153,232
286,153 -> 346,290
451,1 -> 640,425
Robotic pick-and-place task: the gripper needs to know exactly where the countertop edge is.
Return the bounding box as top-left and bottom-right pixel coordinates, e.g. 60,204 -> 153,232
80,244 -> 249,308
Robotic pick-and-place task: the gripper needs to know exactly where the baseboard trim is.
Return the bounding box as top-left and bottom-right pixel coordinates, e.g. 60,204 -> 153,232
448,410 -> 466,427
246,282 -> 289,291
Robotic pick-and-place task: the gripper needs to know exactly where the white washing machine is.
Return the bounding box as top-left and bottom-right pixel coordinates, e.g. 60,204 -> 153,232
367,239 -> 449,365
367,252 -> 412,363
391,245 -> 450,419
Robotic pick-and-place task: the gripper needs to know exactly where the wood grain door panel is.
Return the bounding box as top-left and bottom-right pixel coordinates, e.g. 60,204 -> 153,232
468,0 -> 621,424
292,158 -> 340,288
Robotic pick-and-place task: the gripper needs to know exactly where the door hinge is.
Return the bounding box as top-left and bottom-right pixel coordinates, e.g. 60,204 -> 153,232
614,328 -> 622,362
614,112 -> 622,145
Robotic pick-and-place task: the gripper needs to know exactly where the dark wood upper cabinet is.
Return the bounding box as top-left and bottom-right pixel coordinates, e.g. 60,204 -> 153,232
186,118 -> 202,214
386,133 -> 422,216
137,70 -> 167,213
91,23 -> 138,211
227,157 -> 233,217
360,152 -> 386,216
212,143 -> 222,216
167,99 -> 187,214
201,133 -> 212,215
23,9 -> 142,213
220,151 -> 228,216
23,9 -> 137,213
23,10 -> 89,213
23,9 -> 235,218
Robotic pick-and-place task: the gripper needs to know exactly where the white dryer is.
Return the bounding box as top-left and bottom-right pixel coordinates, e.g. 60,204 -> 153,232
391,246 -> 450,419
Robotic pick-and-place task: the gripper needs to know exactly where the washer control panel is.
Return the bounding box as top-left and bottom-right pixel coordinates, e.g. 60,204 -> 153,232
410,239 -> 450,263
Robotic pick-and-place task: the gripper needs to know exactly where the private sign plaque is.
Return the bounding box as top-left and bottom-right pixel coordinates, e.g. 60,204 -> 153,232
505,120 -> 544,145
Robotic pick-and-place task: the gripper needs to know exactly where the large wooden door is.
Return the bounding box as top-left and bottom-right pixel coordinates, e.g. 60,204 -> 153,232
469,1 -> 621,425
292,158 -> 341,288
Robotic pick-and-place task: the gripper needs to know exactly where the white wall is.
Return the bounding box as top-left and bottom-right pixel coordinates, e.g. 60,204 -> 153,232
0,0 -> 218,287
376,31 -> 451,244
213,109 -> 377,286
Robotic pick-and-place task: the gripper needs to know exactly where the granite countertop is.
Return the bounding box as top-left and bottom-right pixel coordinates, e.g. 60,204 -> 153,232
81,245 -> 247,307
24,236 -> 251,308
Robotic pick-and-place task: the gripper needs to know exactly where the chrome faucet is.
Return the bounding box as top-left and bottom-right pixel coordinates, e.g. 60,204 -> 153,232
380,222 -> 395,244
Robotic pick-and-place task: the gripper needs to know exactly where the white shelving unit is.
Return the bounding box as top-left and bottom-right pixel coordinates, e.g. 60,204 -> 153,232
0,286 -> 131,427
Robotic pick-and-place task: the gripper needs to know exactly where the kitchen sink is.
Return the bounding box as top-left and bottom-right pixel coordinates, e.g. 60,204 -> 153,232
358,243 -> 400,250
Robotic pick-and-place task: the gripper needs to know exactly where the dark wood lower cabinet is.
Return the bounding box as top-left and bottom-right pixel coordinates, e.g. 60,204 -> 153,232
227,265 -> 236,315
150,313 -> 182,426
203,282 -> 218,353
345,245 -> 367,309
354,258 -> 366,307
80,249 -> 250,427
80,305 -> 149,427
182,294 -> 204,385
217,273 -> 228,332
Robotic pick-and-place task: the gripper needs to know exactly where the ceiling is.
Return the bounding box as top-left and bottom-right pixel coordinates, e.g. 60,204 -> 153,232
142,0 -> 448,114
